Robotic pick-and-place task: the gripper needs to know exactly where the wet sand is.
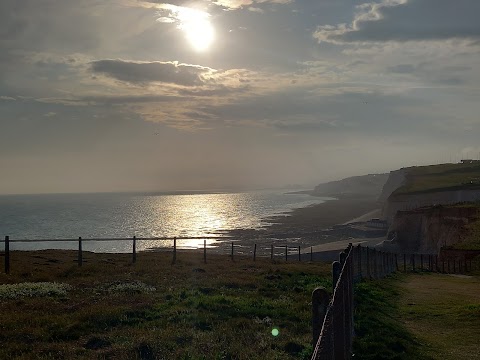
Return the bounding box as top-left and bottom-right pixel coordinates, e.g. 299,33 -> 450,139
213,195 -> 382,254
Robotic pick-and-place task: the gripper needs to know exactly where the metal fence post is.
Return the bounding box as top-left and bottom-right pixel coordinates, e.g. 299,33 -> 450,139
5,236 -> 10,274
78,237 -> 82,267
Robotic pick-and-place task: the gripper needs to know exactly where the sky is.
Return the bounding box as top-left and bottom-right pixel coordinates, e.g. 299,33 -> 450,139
1,0 -> 480,194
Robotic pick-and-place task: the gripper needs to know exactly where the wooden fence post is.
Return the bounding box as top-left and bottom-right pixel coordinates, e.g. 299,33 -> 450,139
5,236 -> 10,274
298,246 -> 301,262
271,244 -> 274,260
312,287 -> 330,346
357,244 -> 362,278
204,239 -> 207,264
133,236 -> 137,263
285,245 -> 288,262
332,261 -> 341,290
310,246 -> 313,262
78,237 -> 82,267
172,236 -> 176,264
254,244 -> 257,262
366,247 -> 370,278
231,242 -> 234,261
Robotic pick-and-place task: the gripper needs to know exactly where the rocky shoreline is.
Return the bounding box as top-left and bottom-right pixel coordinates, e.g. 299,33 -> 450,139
209,195 -> 383,254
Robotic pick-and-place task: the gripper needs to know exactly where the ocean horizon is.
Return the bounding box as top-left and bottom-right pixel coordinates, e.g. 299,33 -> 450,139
0,190 -> 330,253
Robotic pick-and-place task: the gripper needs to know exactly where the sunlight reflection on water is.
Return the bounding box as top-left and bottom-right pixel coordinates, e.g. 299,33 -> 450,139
0,191 -> 327,252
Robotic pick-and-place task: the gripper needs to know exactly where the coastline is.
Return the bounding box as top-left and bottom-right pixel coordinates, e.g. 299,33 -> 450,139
214,194 -> 382,253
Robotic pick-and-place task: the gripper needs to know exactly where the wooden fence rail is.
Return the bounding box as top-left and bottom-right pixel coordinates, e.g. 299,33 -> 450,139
2,236 -> 322,274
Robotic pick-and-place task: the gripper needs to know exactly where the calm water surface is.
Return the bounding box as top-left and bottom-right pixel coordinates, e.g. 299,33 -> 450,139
0,191 -> 327,252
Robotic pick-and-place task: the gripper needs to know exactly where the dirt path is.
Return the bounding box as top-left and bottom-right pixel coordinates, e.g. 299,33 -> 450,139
398,273 -> 480,360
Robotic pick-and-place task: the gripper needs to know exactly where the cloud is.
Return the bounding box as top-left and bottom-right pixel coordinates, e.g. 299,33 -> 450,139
385,61 -> 471,85
212,0 -> 292,10
90,59 -> 215,86
134,0 -> 292,11
314,0 -> 480,44
177,84 -> 250,97
0,96 -> 16,101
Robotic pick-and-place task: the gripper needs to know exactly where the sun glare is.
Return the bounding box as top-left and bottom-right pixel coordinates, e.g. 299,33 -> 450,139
176,8 -> 214,52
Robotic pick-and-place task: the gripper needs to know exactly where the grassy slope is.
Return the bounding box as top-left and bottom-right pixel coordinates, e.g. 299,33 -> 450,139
394,163 -> 480,195
354,273 -> 480,360
398,273 -> 480,360
353,275 -> 432,360
0,250 -> 331,360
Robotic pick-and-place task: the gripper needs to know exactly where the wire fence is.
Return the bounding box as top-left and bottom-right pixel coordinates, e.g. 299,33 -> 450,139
310,243 -> 479,360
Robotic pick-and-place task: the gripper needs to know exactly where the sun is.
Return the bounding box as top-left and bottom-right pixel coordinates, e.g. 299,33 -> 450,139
177,8 -> 215,52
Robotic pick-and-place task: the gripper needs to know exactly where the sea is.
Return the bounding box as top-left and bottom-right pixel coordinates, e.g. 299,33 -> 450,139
0,190 -> 328,253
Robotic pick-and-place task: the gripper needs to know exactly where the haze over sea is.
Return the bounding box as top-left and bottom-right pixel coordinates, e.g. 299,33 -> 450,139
0,191 -> 328,253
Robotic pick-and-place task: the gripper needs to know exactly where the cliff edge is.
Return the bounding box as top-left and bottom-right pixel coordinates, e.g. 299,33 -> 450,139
388,205 -> 480,253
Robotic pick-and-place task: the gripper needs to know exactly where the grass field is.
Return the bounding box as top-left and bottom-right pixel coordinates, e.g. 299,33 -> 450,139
353,272 -> 480,360
394,163 -> 480,195
398,273 -> 480,360
0,250 -> 331,360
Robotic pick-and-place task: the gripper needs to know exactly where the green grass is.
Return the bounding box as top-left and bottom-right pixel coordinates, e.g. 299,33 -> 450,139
352,275 -> 432,360
0,250 -> 331,359
394,163 -> 480,195
397,273 -> 480,360
353,272 -> 480,360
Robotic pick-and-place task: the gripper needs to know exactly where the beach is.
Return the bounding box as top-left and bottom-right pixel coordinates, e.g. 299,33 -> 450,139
216,194 -> 383,255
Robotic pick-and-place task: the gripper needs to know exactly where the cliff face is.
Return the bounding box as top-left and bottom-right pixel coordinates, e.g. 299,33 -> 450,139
388,205 -> 479,253
313,173 -> 388,197
383,189 -> 480,223
378,169 -> 406,203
